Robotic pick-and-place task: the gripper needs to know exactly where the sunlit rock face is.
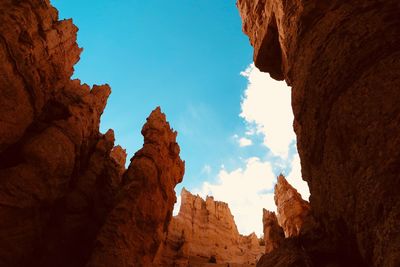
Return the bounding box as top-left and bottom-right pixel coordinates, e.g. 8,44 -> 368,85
238,0 -> 400,266
154,188 -> 264,266
274,175 -> 312,238
0,1 -> 184,266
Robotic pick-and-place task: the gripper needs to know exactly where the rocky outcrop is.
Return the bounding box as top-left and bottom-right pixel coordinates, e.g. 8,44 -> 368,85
238,0 -> 400,266
0,1 -> 184,266
274,175 -> 312,237
88,107 -> 185,267
154,188 -> 264,266
262,209 -> 284,254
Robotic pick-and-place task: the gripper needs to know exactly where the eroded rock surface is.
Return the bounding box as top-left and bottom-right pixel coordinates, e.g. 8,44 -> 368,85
0,1 -> 184,266
154,188 -> 264,266
88,107 -> 185,267
238,0 -> 400,266
274,175 -> 312,237
262,209 -> 284,254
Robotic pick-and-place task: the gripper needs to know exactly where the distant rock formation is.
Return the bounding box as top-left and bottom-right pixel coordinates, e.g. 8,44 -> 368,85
154,188 -> 264,266
237,0 -> 400,266
0,1 -> 184,266
274,175 -> 312,237
262,209 -> 284,254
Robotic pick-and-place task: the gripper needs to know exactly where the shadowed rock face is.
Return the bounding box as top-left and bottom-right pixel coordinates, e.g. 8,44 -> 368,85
0,1 -> 184,266
238,0 -> 400,266
262,209 -> 284,254
154,188 -> 264,266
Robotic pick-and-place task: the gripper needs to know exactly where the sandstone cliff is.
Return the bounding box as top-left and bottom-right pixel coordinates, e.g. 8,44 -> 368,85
0,1 -> 184,266
154,188 -> 264,266
238,0 -> 400,266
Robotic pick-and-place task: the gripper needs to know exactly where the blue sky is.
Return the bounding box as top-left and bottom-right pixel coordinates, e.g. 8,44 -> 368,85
52,0 -> 309,236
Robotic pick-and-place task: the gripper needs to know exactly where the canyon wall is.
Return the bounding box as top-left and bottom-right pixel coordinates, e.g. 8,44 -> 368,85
154,188 -> 264,266
237,0 -> 400,266
0,1 -> 184,266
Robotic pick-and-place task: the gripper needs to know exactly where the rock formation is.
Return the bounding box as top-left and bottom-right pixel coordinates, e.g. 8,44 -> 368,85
0,1 -> 184,266
274,175 -> 312,237
88,107 -> 185,267
237,0 -> 400,266
154,188 -> 264,266
262,209 -> 284,254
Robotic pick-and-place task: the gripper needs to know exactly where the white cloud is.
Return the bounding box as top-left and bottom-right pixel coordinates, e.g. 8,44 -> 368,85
233,134 -> 253,147
238,137 -> 252,147
173,195 -> 181,216
240,64 -> 295,158
286,154 -> 310,200
189,63 -> 310,237
197,157 -> 277,236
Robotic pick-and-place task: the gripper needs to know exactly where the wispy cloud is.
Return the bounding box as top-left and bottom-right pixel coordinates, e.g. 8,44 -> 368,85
201,164 -> 212,175
233,134 -> 253,147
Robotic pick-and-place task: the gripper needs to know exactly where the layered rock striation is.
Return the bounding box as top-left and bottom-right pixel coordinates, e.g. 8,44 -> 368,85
0,1 -> 184,266
154,188 -> 264,266
238,0 -> 400,266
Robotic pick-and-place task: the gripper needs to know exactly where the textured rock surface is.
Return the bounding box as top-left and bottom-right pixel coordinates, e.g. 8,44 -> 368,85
0,1 -> 184,266
238,0 -> 400,266
274,175 -> 312,237
154,188 -> 264,266
262,209 -> 284,254
88,107 -> 185,267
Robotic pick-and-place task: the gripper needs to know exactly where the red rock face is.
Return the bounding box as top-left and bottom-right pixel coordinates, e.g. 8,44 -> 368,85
0,1 -> 184,266
154,188 -> 264,266
274,175 -> 312,237
88,107 -> 185,267
238,0 -> 400,266
262,209 -> 284,254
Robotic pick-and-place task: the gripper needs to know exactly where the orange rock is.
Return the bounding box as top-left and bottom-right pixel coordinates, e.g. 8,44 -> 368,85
0,1 -> 184,266
262,209 -> 284,254
87,107 -> 185,267
154,188 -> 263,266
274,175 -> 312,237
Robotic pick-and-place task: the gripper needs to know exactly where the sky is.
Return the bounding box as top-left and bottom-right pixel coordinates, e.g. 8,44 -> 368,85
52,0 -> 309,236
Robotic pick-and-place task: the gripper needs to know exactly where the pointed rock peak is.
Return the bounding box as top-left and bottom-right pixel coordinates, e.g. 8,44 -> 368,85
181,187 -> 190,197
274,175 -> 312,237
275,174 -> 302,198
148,106 -> 166,122
142,106 -> 178,146
181,186 -> 187,193
110,145 -> 127,168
